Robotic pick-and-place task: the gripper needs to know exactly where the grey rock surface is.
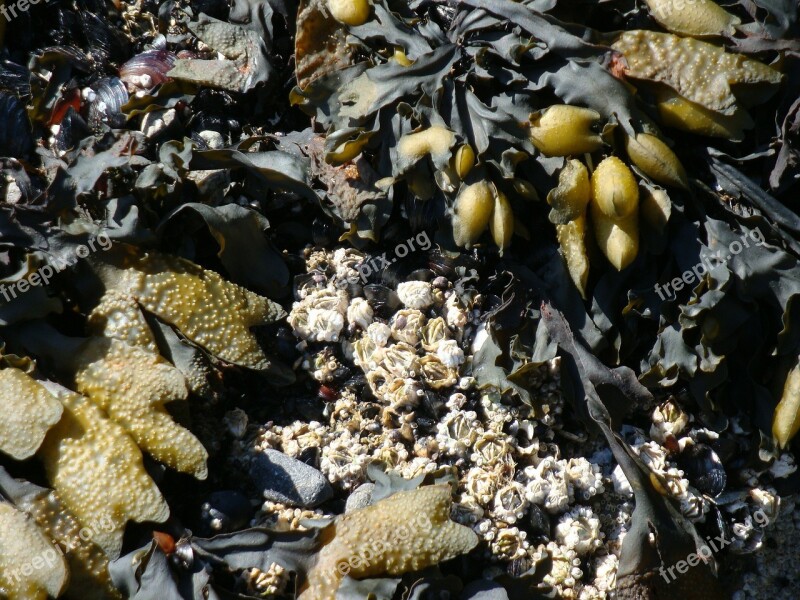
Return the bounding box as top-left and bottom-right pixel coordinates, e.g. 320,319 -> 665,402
249,449 -> 332,508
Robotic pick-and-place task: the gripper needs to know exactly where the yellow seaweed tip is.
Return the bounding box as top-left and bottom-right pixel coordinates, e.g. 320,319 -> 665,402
328,0 -> 370,26
530,105 -> 603,157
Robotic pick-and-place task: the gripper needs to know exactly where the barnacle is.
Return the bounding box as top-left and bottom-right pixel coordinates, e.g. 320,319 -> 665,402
0,368 -> 62,460
624,132 -> 688,190
0,502 -> 68,600
548,160 -> 591,297
421,317 -> 451,352
773,357 -> 800,449
390,309 -> 425,345
298,485 -> 478,600
96,250 -> 286,371
590,157 -> 640,270
643,0 -> 740,37
39,389 -> 170,559
612,30 -> 782,116
72,337 -> 209,479
529,105 -> 603,157
327,0 -> 371,26
396,281 -> 435,310
554,506 -> 603,556
650,399 -> 689,443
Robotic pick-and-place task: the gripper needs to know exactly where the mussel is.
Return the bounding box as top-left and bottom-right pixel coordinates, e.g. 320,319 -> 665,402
0,91 -> 34,158
86,77 -> 129,130
120,49 -> 177,92
677,442 -> 727,497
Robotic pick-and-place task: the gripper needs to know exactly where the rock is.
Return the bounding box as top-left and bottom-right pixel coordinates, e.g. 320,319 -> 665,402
249,450 -> 332,508
345,482 -> 375,512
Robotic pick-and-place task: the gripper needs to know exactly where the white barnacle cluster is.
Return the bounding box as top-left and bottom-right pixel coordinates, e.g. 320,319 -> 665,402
519,456 -> 605,514
629,434 -> 708,520
542,541 -> 584,591
555,506 -> 603,556
649,398 -> 689,443
289,287 -> 349,343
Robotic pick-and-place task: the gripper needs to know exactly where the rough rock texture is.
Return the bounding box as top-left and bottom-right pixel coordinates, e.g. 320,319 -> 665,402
249,449 -> 333,508
298,485 -> 479,600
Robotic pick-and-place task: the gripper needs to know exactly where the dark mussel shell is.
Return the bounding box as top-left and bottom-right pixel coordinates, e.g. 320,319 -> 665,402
120,50 -> 177,92
363,283 -> 401,319
0,61 -> 31,98
677,443 -> 727,497
0,92 -> 34,158
86,77 -> 129,130
52,107 -> 91,153
80,11 -> 129,66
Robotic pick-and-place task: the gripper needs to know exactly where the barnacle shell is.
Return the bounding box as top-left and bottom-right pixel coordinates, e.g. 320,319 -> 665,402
493,481 -> 529,524
381,342 -> 419,379
328,0 -> 371,26
0,502 -> 68,600
72,337 -> 209,479
554,506 -> 603,556
591,157 -> 639,219
548,160 -> 591,297
452,181 -> 494,248
773,358 -> 800,449
624,132 -> 689,190
612,30 -> 782,115
490,189 -> 515,254
529,105 -> 603,157
0,368 -> 63,460
421,316 -> 450,352
650,399 -> 688,443
396,280 -> 435,310
390,309 -> 425,345
419,355 -> 458,389
654,86 -> 754,140
346,297 -> 374,331
643,0 -> 740,36
299,485 -> 478,600
40,390 -> 170,558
